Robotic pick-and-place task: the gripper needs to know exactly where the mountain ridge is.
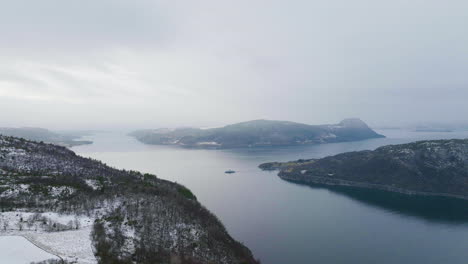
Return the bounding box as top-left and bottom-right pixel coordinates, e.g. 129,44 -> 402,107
130,118 -> 384,148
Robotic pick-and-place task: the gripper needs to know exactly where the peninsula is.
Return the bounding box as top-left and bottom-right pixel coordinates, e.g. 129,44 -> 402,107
260,139 -> 468,200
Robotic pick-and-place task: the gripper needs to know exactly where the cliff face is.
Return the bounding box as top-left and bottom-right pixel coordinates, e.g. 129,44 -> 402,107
0,135 -> 259,264
260,139 -> 468,200
130,118 -> 384,148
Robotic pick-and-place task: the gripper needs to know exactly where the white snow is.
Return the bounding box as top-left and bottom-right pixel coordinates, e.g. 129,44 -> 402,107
2,147 -> 27,156
0,235 -> 59,264
85,179 -> 100,190
322,133 -> 337,138
0,184 -> 76,199
0,211 -> 93,231
25,226 -> 96,264
398,148 -> 414,155
0,184 -> 30,198
49,186 -> 76,196
0,211 -> 97,264
196,141 -> 220,146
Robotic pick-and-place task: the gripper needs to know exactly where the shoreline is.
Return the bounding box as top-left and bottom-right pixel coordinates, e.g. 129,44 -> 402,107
278,174 -> 468,201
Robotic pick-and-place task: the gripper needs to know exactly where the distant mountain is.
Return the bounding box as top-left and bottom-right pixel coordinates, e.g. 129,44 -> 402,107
260,139 -> 468,200
130,118 -> 384,148
0,127 -> 92,147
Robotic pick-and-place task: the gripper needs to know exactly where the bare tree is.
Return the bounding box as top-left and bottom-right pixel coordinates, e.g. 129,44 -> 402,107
3,219 -> 9,231
74,216 -> 81,230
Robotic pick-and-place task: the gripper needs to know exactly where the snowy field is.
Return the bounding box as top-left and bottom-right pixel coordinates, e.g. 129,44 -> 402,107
24,226 -> 96,264
0,211 -> 97,264
0,235 -> 58,263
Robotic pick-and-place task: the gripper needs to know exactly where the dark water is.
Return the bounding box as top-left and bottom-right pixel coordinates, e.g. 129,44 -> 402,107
74,129 -> 468,264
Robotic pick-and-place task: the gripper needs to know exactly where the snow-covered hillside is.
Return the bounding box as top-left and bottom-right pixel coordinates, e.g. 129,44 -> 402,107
0,135 -> 259,264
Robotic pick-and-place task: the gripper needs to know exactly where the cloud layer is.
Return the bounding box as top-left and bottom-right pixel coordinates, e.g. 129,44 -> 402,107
1,0 -> 467,129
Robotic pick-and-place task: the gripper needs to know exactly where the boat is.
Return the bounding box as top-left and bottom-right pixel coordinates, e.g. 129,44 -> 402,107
225,170 -> 236,174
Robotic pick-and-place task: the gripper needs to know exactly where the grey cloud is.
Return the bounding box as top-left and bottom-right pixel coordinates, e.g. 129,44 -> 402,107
0,0 -> 170,52
0,0 -> 468,129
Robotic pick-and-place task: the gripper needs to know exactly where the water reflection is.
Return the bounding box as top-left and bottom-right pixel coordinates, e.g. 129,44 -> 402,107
286,180 -> 468,224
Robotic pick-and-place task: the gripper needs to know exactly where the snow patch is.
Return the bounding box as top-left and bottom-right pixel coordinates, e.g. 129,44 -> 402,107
85,179 -> 100,190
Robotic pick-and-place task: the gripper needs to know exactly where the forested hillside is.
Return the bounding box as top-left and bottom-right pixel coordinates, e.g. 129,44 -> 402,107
0,135 -> 259,264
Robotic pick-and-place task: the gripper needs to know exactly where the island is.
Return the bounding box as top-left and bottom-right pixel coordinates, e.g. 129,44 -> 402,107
0,127 -> 93,147
0,135 -> 259,263
130,118 -> 384,149
260,139 -> 468,200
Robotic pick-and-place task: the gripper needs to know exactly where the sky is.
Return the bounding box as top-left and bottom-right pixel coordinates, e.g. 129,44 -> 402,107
0,0 -> 467,130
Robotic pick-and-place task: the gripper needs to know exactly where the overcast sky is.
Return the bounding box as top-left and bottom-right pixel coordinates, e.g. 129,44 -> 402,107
0,0 -> 467,129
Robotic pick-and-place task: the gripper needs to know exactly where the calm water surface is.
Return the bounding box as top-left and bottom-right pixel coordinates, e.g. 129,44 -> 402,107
74,129 -> 468,264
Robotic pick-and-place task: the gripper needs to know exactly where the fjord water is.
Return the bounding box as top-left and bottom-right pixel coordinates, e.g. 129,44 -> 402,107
74,129 -> 468,264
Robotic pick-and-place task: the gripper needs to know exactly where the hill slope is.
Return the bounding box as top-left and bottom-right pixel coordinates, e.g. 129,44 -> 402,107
130,118 -> 384,148
0,135 -> 259,264
260,139 -> 468,200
